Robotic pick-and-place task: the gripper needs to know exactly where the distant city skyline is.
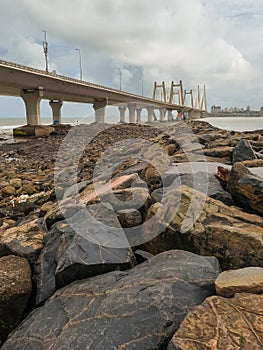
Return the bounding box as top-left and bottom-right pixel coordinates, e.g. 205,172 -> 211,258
0,0 -> 263,119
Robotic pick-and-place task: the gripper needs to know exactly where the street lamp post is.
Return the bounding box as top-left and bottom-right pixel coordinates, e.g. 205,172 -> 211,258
116,68 -> 122,90
75,48 -> 83,80
41,29 -> 48,72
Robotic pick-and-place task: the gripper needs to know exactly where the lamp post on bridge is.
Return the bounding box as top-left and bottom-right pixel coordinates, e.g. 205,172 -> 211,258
41,29 -> 49,72
75,48 -> 83,80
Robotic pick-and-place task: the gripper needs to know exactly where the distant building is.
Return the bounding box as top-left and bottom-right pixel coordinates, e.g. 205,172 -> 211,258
211,105 -> 221,113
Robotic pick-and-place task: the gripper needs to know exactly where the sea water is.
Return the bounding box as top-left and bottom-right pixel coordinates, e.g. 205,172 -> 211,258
203,116 -> 263,132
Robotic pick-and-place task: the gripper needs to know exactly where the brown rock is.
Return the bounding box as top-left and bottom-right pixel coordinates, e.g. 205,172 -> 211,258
215,267 -> 263,297
9,178 -> 22,189
1,185 -> 16,197
171,293 -> 263,350
227,162 -> 263,215
140,185 -> 263,269
0,220 -> 47,265
0,255 -> 32,342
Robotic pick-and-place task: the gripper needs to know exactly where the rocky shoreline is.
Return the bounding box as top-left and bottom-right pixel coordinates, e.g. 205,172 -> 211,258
0,120 -> 263,349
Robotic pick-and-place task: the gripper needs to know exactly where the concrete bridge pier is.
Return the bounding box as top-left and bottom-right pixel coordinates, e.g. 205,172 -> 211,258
189,110 -> 202,119
147,106 -> 155,123
159,108 -> 166,122
167,110 -> 173,121
127,103 -> 137,123
93,98 -> 107,123
49,100 -> 63,124
21,88 -> 43,125
118,105 -> 126,123
136,107 -> 142,123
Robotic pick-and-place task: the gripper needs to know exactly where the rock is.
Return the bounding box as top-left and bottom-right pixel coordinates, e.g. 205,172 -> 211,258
3,250 -> 220,350
134,249 -> 154,263
200,146 -> 233,159
139,185 -> 263,269
215,267 -> 263,297
117,208 -> 143,227
34,203 -> 135,304
43,199 -> 84,230
19,183 -> 36,195
232,139 -> 257,163
171,293 -> 263,350
0,255 -> 32,343
0,219 -> 47,265
0,181 -> 9,189
151,163 -> 234,206
227,162 -> 263,215
9,178 -> 22,189
216,166 -> 230,188
1,186 -> 16,197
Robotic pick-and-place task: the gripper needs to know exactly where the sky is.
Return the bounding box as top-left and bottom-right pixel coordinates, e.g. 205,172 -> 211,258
0,0 -> 263,119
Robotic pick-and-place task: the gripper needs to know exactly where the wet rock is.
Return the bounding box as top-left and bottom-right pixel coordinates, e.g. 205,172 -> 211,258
215,267 -> 263,297
34,203 -> 135,304
232,139 -> 257,163
0,219 -> 47,265
0,255 -> 32,343
171,293 -> 263,350
227,162 -> 263,215
140,185 -> 263,269
3,250 -> 220,350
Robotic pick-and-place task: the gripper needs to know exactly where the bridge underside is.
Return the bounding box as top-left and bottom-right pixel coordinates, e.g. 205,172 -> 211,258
0,61 -> 205,125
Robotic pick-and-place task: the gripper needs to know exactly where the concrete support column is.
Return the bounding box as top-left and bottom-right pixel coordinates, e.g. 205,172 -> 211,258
136,108 -> 142,123
127,103 -> 137,123
146,106 -> 155,123
49,100 -> 63,124
167,110 -> 173,121
159,108 -> 165,122
118,106 -> 126,123
189,110 -> 202,119
93,98 -> 107,123
20,88 -> 43,125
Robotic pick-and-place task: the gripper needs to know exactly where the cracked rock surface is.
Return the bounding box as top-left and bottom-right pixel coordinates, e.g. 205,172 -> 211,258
2,250 -> 220,350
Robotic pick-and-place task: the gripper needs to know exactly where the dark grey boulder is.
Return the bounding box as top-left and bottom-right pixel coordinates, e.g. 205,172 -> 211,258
232,139 -> 257,163
152,171 -> 233,206
227,162 -> 263,215
2,250 -> 220,350
34,203 -> 135,304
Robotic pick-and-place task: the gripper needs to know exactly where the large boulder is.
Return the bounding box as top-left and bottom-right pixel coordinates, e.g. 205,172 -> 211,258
139,185 -> 263,269
232,139 -> 257,163
227,162 -> 263,215
0,219 -> 47,265
34,203 -> 136,304
171,293 -> 263,350
0,255 -> 32,343
215,267 -> 263,297
2,250 -> 220,350
152,169 -> 233,206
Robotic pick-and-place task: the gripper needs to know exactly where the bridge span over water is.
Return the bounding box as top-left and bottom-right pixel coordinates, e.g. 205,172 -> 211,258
0,60 -> 207,125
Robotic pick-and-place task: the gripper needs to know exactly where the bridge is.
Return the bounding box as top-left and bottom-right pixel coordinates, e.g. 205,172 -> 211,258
0,59 -> 207,125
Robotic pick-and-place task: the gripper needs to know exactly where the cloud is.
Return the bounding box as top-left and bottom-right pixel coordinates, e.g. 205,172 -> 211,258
0,0 -> 262,112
